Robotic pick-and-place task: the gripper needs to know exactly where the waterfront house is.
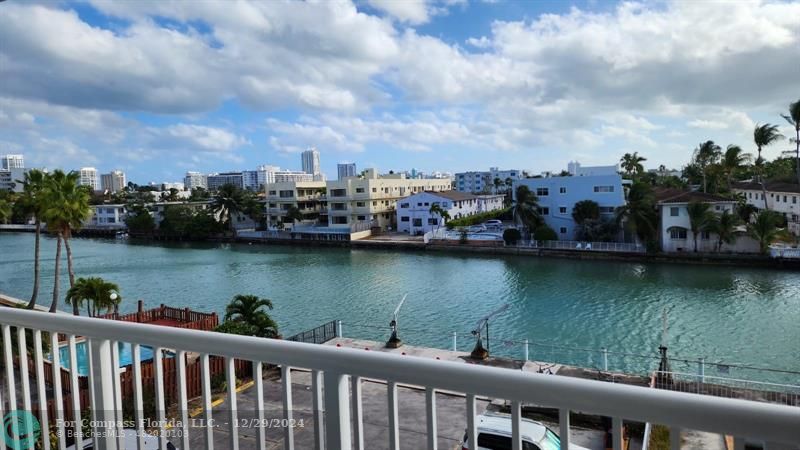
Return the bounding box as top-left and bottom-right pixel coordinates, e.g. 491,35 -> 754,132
325,168 -> 452,231
656,189 -> 759,253
513,173 -> 627,240
86,204 -> 128,229
396,191 -> 505,235
264,180 -> 328,228
733,181 -> 800,236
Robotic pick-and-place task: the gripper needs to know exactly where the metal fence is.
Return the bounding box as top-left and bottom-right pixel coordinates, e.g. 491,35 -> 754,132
770,247 -> 800,259
286,320 -> 339,344
654,371 -> 800,407
534,240 -> 645,253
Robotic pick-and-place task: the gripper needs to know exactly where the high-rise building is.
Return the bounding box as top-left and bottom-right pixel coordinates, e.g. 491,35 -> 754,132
101,170 -> 126,193
79,167 -> 99,190
1,154 -> 24,170
184,172 -> 208,190
206,172 -> 244,191
337,163 -> 357,180
301,147 -> 321,177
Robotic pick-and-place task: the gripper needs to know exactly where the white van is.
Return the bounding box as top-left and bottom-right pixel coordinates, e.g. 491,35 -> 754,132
462,413 -> 590,450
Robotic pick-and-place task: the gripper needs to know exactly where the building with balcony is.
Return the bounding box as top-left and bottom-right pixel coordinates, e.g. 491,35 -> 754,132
101,170 -> 127,193
734,181 -> 800,236
79,167 -> 100,191
86,204 -> 128,228
455,167 -> 522,193
397,191 -> 505,234
326,169 -> 452,230
207,172 -> 244,191
513,174 -> 627,240
184,171 -> 208,190
265,181 -> 328,227
1,154 -> 24,170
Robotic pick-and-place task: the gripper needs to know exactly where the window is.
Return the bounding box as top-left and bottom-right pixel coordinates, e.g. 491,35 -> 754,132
670,207 -> 680,217
357,215 -> 366,221
599,206 -> 615,214
670,228 -> 687,239
794,196 -> 797,204
279,190 -> 294,198
784,196 -> 788,202
413,218 -> 422,226
373,201 -> 378,206
401,216 -> 410,222
559,187 -> 566,194
330,189 -> 347,197
424,202 -> 429,206
268,190 -> 276,195
400,203 -> 409,208
701,231 -> 711,239
356,187 -> 365,193
356,202 -> 365,207
442,202 -> 449,208
332,216 -> 347,224
560,227 -> 567,234
536,187 -> 549,196
559,207 -> 567,214
715,205 -> 721,211
477,433 -> 539,450
539,207 -> 550,216
594,186 -> 614,193
428,218 -> 438,225
372,188 -> 377,193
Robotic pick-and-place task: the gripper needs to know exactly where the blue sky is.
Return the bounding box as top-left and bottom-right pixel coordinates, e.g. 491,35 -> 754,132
1,0 -> 798,184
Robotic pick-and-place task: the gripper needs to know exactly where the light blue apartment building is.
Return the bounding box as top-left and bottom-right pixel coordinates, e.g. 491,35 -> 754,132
513,174 -> 627,240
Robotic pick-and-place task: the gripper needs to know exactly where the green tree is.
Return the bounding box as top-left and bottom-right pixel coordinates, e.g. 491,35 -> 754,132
747,210 -> 783,254
753,123 -> 785,209
16,169 -> 49,309
126,205 -> 156,234
572,200 -> 600,224
512,185 -> 541,231
615,182 -> 657,248
43,170 -> 92,313
692,141 -> 722,193
0,192 -> 12,224
186,209 -> 224,240
160,188 -> 181,202
686,201 -> 714,253
493,177 -> 503,194
285,206 -> 304,225
502,228 -> 522,245
189,187 -> 211,202
428,203 -> 450,230
620,152 -> 647,177
533,224 -> 558,241
708,210 -> 741,252
219,294 -> 279,338
65,277 -> 121,317
159,205 -> 194,237
212,184 -> 246,233
721,145 -> 751,192
780,99 -> 800,184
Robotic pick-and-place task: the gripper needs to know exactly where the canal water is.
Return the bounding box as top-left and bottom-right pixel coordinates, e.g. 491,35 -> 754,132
1,232 -> 798,382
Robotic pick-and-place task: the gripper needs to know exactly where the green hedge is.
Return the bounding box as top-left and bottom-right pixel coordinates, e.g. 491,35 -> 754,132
446,207 -> 510,229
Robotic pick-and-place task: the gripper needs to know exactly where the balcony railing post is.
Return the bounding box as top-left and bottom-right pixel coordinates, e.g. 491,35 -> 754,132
452,332 -> 457,352
323,371 -> 352,450
523,339 -> 529,361
602,348 -> 609,372
89,338 -> 118,450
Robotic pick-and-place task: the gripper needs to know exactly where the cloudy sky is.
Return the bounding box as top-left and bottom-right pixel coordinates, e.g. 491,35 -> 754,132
1,0 -> 798,183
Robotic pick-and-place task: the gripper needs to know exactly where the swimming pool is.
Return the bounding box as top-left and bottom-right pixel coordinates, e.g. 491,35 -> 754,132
56,341 -> 163,376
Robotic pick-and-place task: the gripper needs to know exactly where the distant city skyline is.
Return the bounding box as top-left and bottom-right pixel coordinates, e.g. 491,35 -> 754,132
1,1 -> 797,183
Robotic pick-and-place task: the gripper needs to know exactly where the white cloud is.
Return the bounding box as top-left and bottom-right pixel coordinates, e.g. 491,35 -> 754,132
367,0 -> 431,24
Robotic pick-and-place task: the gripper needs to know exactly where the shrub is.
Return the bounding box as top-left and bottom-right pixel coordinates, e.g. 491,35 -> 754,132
533,224 -> 558,241
503,228 -> 522,245
446,208 -> 510,229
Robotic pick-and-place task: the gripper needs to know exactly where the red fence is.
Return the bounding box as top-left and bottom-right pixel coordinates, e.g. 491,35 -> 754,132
98,304 -> 218,331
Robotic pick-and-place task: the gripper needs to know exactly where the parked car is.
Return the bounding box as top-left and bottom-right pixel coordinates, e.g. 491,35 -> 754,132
462,413 -> 590,450
485,219 -> 503,227
468,224 -> 488,232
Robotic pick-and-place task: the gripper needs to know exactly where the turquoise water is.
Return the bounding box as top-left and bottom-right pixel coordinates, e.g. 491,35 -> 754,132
2,232 -> 799,382
57,341 -> 157,376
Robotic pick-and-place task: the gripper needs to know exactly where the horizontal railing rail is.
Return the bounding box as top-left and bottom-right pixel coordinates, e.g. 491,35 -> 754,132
2,308 -> 798,450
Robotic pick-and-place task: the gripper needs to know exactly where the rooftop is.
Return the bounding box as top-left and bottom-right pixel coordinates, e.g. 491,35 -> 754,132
421,190 -> 480,201
732,181 -> 800,194
655,188 -> 734,204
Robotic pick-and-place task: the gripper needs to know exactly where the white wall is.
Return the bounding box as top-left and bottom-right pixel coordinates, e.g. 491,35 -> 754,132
659,202 -> 759,253
396,192 -> 504,234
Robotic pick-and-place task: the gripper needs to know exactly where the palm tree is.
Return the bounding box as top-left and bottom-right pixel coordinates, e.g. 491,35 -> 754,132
212,184 -> 246,233
17,169 -> 48,309
693,141 -> 722,193
780,99 -> 800,184
721,145 -> 751,192
493,177 -> 502,194
615,182 -> 657,246
620,152 -> 647,177
686,201 -> 713,253
223,294 -> 278,338
511,185 -> 541,231
0,196 -> 11,224
285,206 -> 304,225
753,123 -> 785,209
43,170 -> 92,313
747,210 -> 782,254
708,211 -> 740,252
65,277 -> 121,317
504,177 -> 513,192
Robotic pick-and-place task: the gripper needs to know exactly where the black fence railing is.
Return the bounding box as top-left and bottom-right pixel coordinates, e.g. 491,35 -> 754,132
287,320 -> 339,344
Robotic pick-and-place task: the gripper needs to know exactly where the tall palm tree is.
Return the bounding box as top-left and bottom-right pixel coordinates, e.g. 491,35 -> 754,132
780,99 -> 800,184
43,170 -> 92,313
212,184 -> 246,233
615,182 -> 657,246
721,145 -> 751,192
65,277 -> 121,317
512,185 -> 541,231
708,210 -> 740,252
693,141 -> 722,193
223,294 -> 278,338
428,203 -> 449,230
620,152 -> 647,177
17,169 -> 48,309
747,210 -> 782,254
686,201 -> 713,253
493,177 -> 502,194
753,123 -> 785,209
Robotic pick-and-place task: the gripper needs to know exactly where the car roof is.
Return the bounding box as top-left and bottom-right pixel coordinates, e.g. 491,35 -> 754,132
477,413 -> 547,442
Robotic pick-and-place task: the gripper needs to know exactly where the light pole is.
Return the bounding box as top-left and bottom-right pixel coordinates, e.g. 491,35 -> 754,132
470,304 -> 509,360
385,294 -> 408,349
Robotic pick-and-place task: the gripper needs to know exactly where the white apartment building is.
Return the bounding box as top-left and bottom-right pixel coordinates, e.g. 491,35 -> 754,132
274,170 -> 313,183
1,154 -> 24,170
265,181 -> 327,228
79,167 -> 100,190
86,204 -> 127,228
301,147 -> 322,178
101,170 -> 127,193
184,171 -> 208,190
0,167 -> 26,192
455,167 -> 522,193
657,189 -> 759,253
397,191 -> 505,234
733,181 -> 800,236
326,169 -> 452,230
567,161 -> 619,177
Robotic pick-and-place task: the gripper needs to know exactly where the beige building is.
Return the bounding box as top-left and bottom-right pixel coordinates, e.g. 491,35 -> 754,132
265,181 -> 328,228
326,169 -> 452,230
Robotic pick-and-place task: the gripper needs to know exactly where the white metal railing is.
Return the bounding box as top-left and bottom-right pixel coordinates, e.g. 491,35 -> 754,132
770,247 -> 800,259
536,240 -> 645,253
1,308 -> 798,450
